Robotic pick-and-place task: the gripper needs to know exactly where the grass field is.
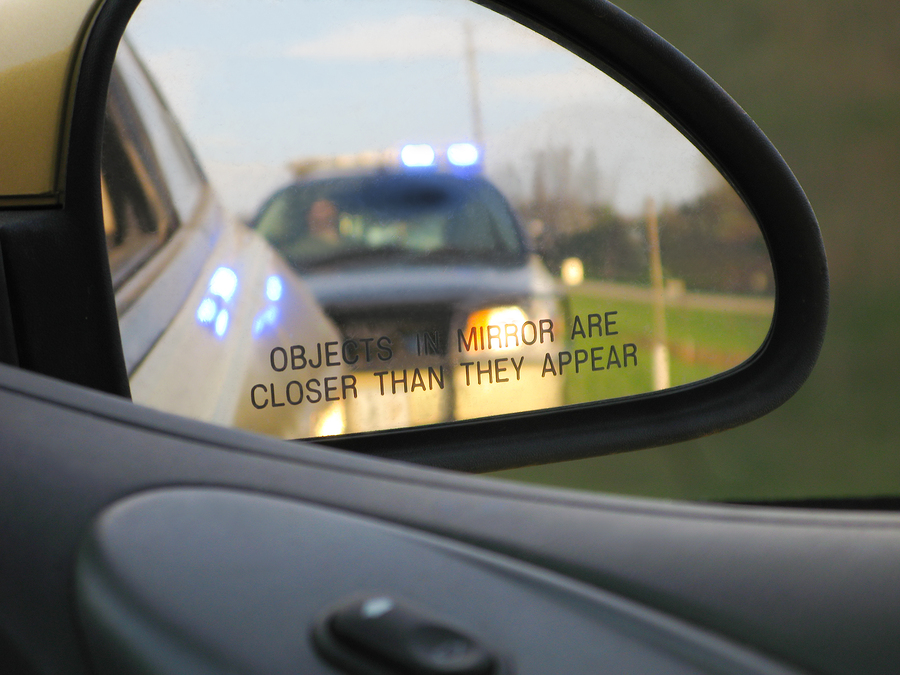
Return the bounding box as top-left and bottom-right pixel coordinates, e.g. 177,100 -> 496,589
561,286 -> 772,405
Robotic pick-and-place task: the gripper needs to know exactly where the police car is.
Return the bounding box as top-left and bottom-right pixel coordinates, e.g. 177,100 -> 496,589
251,146 -> 565,432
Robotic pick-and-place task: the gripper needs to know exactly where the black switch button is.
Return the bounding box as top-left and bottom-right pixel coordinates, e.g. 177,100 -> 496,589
313,596 -> 498,675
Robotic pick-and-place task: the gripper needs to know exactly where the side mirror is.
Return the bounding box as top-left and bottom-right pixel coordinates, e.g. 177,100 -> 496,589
0,0 -> 827,471
350,0 -> 826,470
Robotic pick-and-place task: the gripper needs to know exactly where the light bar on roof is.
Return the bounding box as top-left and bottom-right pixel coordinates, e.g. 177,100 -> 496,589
447,142 -> 480,167
400,144 -> 436,167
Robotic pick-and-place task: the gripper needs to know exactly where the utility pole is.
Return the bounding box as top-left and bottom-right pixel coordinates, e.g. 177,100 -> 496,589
463,20 -> 484,148
646,197 -> 670,391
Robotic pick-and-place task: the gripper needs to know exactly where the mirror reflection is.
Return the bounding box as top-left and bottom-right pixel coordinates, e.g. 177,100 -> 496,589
111,0 -> 774,438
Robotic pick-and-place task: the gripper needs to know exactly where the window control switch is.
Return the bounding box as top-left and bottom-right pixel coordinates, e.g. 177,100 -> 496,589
313,595 -> 502,675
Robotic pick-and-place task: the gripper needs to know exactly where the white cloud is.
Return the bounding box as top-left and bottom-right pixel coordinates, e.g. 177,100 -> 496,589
286,13 -> 556,61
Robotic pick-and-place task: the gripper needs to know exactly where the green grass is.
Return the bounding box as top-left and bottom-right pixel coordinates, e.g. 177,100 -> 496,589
561,289 -> 772,405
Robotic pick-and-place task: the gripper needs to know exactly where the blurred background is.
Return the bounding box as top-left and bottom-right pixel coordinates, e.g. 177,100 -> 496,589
495,0 -> 900,500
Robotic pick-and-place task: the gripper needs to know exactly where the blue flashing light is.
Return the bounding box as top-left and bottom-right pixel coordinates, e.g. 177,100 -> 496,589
209,267 -> 238,302
447,143 -> 479,167
252,306 -> 280,337
400,144 -> 435,168
196,297 -> 217,325
214,309 -> 230,338
265,275 -> 283,302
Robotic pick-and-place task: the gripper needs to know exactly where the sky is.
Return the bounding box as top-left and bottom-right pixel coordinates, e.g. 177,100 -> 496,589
126,0 -> 714,218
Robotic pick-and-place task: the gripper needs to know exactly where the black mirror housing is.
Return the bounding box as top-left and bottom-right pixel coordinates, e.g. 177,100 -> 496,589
328,0 -> 828,470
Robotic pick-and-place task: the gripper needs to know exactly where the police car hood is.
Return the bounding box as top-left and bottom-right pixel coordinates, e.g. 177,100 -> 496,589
304,255 -> 558,313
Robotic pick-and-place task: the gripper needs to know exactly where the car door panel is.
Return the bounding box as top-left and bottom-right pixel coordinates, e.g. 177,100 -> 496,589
78,488 -> 799,675
2,364 -> 899,675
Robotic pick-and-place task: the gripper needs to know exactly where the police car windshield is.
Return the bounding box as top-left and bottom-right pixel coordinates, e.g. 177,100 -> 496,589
253,173 -> 526,270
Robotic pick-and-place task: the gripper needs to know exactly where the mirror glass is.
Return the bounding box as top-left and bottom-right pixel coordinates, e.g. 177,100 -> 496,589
111,0 -> 774,438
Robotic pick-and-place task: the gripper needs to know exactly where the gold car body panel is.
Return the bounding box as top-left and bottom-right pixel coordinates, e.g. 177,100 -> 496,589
0,0 -> 102,203
127,206 -> 349,439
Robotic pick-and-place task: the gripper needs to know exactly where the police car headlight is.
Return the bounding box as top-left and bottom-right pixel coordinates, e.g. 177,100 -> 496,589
459,305 -> 532,353
314,402 -> 346,437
